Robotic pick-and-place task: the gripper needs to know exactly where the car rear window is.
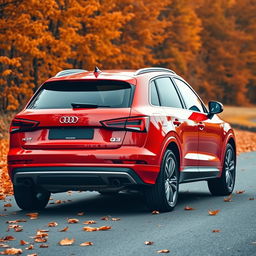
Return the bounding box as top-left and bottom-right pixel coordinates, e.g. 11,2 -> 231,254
28,80 -> 134,109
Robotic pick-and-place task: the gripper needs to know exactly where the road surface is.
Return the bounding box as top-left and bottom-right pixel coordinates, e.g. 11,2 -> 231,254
0,151 -> 256,256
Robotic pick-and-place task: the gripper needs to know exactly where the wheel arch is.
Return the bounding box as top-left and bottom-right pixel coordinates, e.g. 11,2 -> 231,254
227,137 -> 236,158
220,130 -> 237,172
160,134 -> 182,173
166,142 -> 181,173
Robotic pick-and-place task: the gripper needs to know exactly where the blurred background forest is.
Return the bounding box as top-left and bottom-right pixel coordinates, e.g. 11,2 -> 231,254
1,0 -> 256,114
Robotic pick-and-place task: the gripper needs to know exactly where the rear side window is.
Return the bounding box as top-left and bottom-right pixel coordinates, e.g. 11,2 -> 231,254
154,77 -> 183,108
28,80 -> 134,109
150,81 -> 160,106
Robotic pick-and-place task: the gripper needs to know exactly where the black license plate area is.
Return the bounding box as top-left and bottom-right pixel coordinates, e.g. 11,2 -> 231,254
49,128 -> 94,140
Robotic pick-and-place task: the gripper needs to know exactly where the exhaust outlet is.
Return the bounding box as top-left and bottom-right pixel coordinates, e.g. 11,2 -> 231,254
111,178 -> 121,186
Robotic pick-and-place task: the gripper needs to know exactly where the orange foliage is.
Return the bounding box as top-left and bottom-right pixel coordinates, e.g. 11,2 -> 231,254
0,0 -> 256,110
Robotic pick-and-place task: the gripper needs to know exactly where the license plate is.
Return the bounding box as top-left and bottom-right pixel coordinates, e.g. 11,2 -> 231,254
49,128 -> 94,140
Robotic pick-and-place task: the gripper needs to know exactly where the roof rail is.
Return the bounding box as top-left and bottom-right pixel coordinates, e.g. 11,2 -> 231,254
134,67 -> 176,76
55,69 -> 88,77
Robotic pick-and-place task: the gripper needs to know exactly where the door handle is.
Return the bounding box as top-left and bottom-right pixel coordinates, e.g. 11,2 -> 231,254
173,119 -> 181,127
198,122 -> 205,130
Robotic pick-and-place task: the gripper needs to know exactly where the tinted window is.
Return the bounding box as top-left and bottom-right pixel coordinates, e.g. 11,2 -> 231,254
28,80 -> 133,109
155,77 -> 182,108
173,78 -> 205,113
150,81 -> 160,106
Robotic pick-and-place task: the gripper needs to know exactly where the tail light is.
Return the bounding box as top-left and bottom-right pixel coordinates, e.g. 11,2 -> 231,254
10,118 -> 39,133
101,116 -> 149,132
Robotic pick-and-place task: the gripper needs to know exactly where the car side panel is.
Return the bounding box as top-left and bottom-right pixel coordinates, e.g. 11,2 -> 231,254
197,114 -> 224,170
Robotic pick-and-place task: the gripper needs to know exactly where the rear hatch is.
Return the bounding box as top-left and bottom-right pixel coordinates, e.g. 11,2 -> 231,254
12,80 -> 135,150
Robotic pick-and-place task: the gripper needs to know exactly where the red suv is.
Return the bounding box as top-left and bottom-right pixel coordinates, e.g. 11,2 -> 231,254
8,67 -> 236,212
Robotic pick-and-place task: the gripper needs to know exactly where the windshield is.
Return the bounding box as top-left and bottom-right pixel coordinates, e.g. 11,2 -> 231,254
28,80 -> 134,109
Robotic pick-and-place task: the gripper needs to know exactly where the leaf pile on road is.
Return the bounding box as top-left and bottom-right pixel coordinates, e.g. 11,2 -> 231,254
235,129 -> 256,154
0,211 -> 116,254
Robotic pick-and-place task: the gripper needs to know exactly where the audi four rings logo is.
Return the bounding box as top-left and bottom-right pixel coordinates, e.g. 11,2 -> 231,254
59,116 -> 79,124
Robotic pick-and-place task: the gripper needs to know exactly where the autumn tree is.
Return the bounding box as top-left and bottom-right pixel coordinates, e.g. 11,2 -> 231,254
0,0 -> 132,111
195,0 -> 251,105
229,0 -> 256,104
155,0 -> 202,76
107,0 -> 169,69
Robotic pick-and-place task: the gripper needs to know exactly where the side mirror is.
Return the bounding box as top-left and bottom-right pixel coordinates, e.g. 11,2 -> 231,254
208,101 -> 223,119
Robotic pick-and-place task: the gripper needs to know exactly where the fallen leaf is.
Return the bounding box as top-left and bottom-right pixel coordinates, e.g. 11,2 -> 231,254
97,226 -> 111,231
80,242 -> 93,247
249,197 -> 255,200
27,254 -> 37,256
55,200 -> 62,204
0,248 -> 22,255
14,228 -> 23,232
35,231 -> 48,238
111,218 -> 120,221
39,244 -> 49,248
100,216 -> 110,221
208,210 -> 220,216
212,229 -> 221,233
157,249 -> 170,253
0,195 -> 6,200
67,218 -> 79,224
184,206 -> 195,211
59,227 -> 69,232
0,244 -> 9,248
144,241 -> 154,245
59,238 -> 75,246
236,190 -> 245,194
82,226 -> 97,232
25,245 -> 34,250
3,203 -> 12,207
34,238 -> 47,243
2,236 -> 15,241
19,240 -> 29,245
224,195 -> 232,202
6,220 -> 26,224
37,229 -> 49,233
26,213 -> 39,219
152,210 -> 160,214
8,225 -> 22,229
77,212 -> 84,216
48,222 -> 58,227
83,220 -> 96,225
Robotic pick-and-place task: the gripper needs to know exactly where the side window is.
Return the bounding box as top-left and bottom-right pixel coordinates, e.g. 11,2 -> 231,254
150,81 -> 160,106
154,77 -> 183,108
173,78 -> 205,113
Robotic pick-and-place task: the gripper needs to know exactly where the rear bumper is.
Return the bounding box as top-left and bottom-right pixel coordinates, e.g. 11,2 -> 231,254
12,167 -> 146,192
8,147 -> 160,185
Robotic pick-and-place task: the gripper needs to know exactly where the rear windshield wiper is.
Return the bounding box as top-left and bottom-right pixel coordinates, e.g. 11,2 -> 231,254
71,102 -> 110,108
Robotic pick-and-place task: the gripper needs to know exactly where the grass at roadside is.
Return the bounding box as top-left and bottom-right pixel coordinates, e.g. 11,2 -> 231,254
219,106 -> 256,128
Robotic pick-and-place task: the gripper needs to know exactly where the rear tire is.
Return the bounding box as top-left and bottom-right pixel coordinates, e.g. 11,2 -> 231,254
208,143 -> 236,196
144,149 -> 179,212
14,185 -> 50,210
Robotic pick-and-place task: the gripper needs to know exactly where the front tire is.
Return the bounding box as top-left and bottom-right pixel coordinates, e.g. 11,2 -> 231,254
144,150 -> 179,212
14,185 -> 50,210
208,143 -> 236,196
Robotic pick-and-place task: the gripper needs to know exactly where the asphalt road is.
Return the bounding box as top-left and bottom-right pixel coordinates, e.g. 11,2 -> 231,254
0,151 -> 256,256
